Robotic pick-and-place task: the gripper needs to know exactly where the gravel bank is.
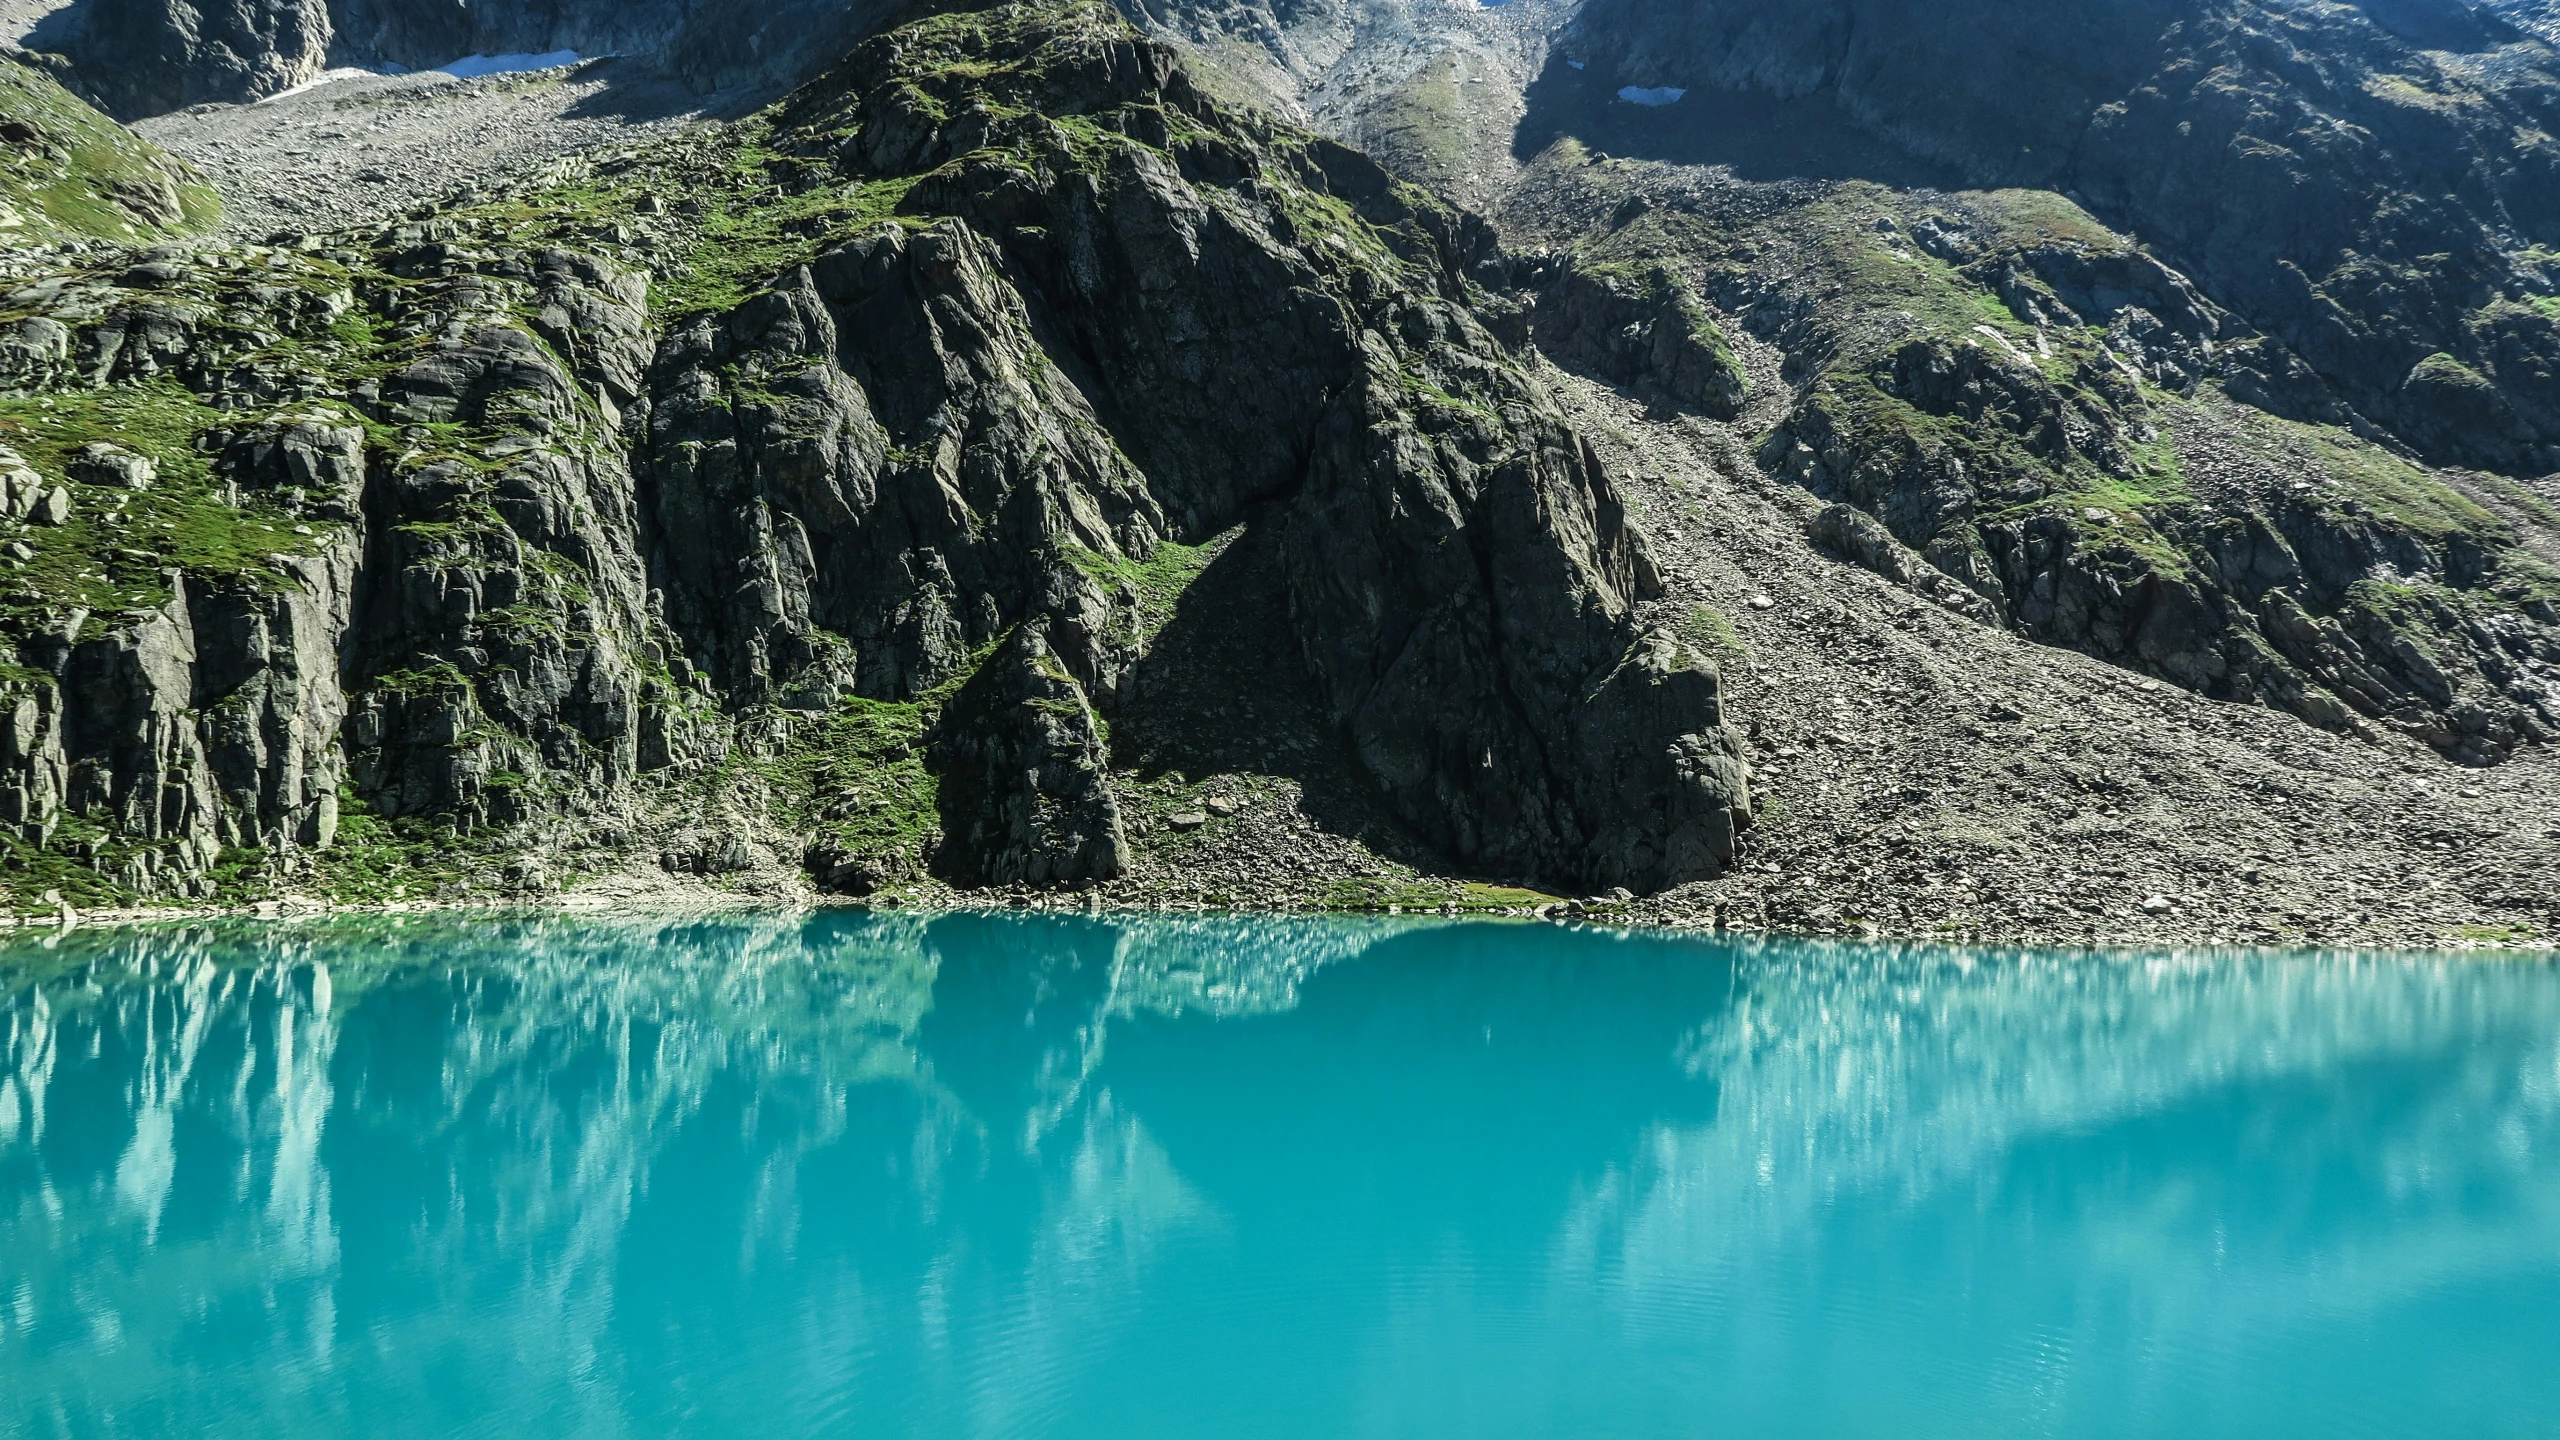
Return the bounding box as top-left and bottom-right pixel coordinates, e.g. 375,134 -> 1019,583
133,55 -> 740,239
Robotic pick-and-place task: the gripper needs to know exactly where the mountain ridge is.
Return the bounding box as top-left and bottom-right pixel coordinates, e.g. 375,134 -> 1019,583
0,0 -> 2554,946
0,0 -> 1751,916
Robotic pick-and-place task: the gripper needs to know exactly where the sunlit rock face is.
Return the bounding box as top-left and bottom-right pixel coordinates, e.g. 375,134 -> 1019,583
2,3 -> 1751,903
6,916 -> 2559,1433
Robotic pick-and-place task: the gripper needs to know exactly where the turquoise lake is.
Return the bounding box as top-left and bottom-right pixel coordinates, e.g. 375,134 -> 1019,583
2,913 -> 2556,1437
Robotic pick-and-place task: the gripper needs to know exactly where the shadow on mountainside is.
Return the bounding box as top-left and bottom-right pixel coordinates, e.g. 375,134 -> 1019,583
1109,519 -> 1456,879
553,55 -> 780,125
1510,53 -> 1964,190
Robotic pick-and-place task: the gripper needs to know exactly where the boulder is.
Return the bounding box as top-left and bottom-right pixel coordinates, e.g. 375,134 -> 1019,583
929,622 -> 1129,888
67,443 -> 156,490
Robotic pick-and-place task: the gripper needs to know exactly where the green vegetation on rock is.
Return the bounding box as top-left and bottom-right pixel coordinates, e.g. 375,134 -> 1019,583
1678,602 -> 1748,661
656,160 -> 921,318
1065,533 -> 1217,643
1319,876 -> 1565,913
0,384 -> 338,632
0,52 -> 219,242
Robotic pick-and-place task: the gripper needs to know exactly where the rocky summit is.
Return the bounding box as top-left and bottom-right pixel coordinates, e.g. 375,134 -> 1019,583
0,0 -> 2554,948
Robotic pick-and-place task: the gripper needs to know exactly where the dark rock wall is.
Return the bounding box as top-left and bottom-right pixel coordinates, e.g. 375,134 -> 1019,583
928,619 -> 1127,886
644,219 -> 1164,711
62,0 -> 333,117
4,541 -> 357,879
1568,0 -> 2560,476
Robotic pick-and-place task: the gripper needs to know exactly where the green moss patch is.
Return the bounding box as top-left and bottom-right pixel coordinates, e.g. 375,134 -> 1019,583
0,53 -> 220,242
657,163 -> 920,319
1678,603 -> 1748,661
0,384 -> 339,634
0,819 -> 154,912
784,698 -> 945,866
1320,876 -> 1565,912
723,640 -> 1010,885
2453,922 -> 2543,946
2228,404 -> 2505,541
251,799 -> 495,905
1065,533 -> 1218,643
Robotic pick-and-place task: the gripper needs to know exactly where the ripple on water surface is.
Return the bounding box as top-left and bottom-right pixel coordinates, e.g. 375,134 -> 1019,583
1,913 -> 2555,1437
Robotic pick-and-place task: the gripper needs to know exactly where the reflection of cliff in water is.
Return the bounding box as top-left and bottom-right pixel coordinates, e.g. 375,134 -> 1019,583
4,919 -> 2556,1433
1641,940 -> 2560,1238
1526,941 -> 2560,1434
1,913 -> 951,1430
0,911 -> 1434,1429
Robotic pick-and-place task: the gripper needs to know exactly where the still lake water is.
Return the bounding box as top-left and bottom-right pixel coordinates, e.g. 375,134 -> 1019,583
1,912 -> 2556,1438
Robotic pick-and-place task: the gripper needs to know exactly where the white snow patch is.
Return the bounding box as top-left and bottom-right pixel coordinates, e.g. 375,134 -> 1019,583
1616,85 -> 1686,106
255,67 -> 389,104
435,50 -> 584,80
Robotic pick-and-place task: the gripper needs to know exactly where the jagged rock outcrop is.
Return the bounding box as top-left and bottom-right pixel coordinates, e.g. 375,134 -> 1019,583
928,620 -> 1127,885
1529,256 -> 1748,418
339,245 -> 662,829
643,217 -> 1163,711
0,0 -> 1753,902
1566,0 -> 2560,476
59,0 -> 335,118
1805,502 -> 2001,625
0,178 -> 723,903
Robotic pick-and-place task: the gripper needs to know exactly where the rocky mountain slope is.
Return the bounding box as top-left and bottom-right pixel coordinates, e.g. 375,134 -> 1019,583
1561,0 -> 2560,474
2501,0 -> 2560,41
37,0 -> 905,115
0,0 -> 1748,916
0,0 -> 2555,947
0,43 -> 217,243
1501,160 -> 2560,766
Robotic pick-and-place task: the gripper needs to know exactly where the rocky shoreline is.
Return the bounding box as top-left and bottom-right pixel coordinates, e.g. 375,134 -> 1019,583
7,884 -> 2551,955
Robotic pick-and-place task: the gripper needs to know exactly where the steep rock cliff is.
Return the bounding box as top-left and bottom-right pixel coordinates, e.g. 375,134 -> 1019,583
56,0 -> 332,117
0,0 -> 1751,906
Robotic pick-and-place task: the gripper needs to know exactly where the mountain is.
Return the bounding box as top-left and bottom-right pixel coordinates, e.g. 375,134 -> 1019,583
0,0 -> 1747,912
0,0 -> 2554,944
1557,0 -> 2560,472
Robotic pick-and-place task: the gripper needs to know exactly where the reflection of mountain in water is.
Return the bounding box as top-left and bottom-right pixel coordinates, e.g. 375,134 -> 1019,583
1,913 -> 954,1430
3,919 -> 2557,1435
1531,941 -> 2560,1435
0,911 -> 1438,1431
